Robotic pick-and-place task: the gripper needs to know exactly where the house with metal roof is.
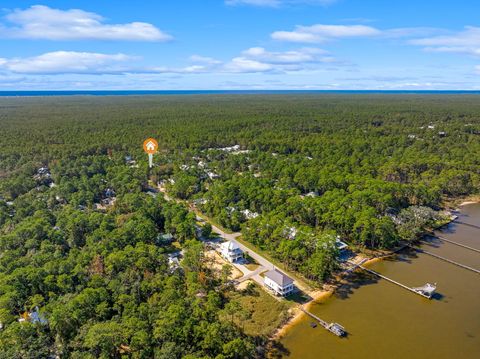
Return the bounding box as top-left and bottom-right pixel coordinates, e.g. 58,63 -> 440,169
264,268 -> 294,296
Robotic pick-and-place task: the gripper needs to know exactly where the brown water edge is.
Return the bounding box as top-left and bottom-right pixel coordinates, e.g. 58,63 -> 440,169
278,203 -> 480,359
272,256 -> 385,341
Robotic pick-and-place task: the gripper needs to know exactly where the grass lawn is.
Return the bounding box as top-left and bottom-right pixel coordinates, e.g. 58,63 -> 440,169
244,253 -> 260,271
245,262 -> 260,271
231,282 -> 291,337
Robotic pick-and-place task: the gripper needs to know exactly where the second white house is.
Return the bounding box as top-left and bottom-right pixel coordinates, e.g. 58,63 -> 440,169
264,268 -> 294,296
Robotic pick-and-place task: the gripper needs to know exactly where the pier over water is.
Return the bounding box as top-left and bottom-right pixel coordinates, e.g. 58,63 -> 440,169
348,261 -> 437,299
280,203 -> 480,359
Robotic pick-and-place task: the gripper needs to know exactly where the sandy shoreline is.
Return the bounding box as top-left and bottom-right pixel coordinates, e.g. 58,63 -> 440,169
273,290 -> 334,339
459,200 -> 478,206
272,254 -> 379,340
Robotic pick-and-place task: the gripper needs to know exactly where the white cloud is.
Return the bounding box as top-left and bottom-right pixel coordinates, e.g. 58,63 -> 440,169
151,65 -> 212,74
226,0 -> 336,7
411,26 -> 480,47
475,65 -> 480,74
411,27 -> 480,58
424,46 -> 480,56
272,24 -> 381,43
241,47 -> 327,63
189,55 -> 222,65
0,46 -> 335,77
151,47 -> 335,74
270,31 -> 319,43
383,27 -> 444,39
224,57 -> 274,72
1,5 -> 172,41
242,47 -> 335,65
222,47 -> 335,73
1,51 -> 135,74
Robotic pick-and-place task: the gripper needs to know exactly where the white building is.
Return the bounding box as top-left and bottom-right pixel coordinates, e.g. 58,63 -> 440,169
220,241 -> 243,262
335,237 -> 348,251
241,209 -> 259,219
264,269 -> 294,297
207,171 -> 220,179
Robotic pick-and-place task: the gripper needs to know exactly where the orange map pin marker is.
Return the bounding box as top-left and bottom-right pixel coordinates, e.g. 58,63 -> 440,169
143,138 -> 158,154
143,138 -> 158,167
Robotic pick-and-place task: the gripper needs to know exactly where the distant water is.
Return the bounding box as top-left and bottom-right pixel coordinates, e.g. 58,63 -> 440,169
1,90 -> 480,97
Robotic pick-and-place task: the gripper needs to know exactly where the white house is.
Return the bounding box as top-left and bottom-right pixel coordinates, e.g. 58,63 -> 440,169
264,269 -> 294,297
219,241 -> 243,262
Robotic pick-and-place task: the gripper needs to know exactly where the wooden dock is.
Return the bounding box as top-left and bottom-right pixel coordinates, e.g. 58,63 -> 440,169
410,246 -> 480,274
341,258 -> 369,276
300,307 -> 346,337
349,261 -> 434,299
454,220 -> 480,230
348,262 -> 433,299
432,235 -> 480,254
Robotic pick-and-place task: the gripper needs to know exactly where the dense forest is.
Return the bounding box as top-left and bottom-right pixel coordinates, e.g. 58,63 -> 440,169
0,94 -> 479,357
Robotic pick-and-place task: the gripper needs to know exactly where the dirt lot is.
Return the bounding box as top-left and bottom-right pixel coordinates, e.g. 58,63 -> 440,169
205,250 -> 243,280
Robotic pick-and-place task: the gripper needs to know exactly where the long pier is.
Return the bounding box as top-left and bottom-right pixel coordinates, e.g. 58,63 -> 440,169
358,265 -> 434,298
341,258 -> 369,276
431,235 -> 480,254
300,307 -> 346,337
410,246 -> 480,274
346,261 -> 434,299
454,220 -> 480,230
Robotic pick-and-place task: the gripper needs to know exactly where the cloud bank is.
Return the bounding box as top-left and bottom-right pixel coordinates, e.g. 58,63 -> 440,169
0,51 -> 135,74
0,5 -> 172,41
272,24 -> 381,42
411,26 -> 480,57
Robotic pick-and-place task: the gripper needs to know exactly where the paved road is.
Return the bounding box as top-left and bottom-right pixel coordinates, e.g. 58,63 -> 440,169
237,266 -> 265,282
151,185 -> 297,288
202,218 -> 276,272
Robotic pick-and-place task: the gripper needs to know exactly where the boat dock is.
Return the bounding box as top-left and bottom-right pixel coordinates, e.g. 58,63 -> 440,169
409,245 -> 480,274
454,220 -> 480,230
341,258 -> 369,276
300,307 -> 346,337
349,261 -> 436,299
431,235 -> 480,254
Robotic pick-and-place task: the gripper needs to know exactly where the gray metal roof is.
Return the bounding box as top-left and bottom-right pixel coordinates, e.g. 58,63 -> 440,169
265,268 -> 294,287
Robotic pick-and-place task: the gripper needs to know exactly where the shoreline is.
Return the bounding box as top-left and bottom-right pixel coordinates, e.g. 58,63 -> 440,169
271,203 -> 470,342
447,196 -> 480,208
272,254 -> 376,340
272,290 -> 334,339
459,200 -> 479,206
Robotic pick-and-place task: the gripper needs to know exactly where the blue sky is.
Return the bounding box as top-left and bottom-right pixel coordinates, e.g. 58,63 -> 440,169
0,0 -> 479,90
